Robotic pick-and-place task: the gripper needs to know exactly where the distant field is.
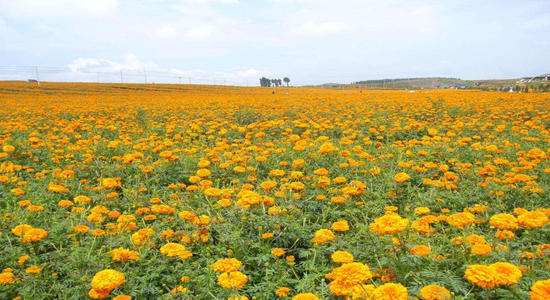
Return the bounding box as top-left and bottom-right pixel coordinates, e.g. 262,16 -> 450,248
0,81 -> 549,299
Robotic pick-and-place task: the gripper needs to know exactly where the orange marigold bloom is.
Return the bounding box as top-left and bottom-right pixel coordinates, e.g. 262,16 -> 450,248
90,269 -> 125,294
410,245 -> 431,256
0,270 -> 16,284
73,225 -> 90,234
275,287 -> 291,297
217,271 -> 248,289
489,213 -> 518,231
326,262 -> 372,296
464,265 -> 495,289
292,293 -> 319,300
518,211 -> 548,229
211,258 -> 243,273
372,283 -> 408,300
470,243 -> 492,256
446,212 -> 475,229
21,228 -> 48,243
12,224 -> 33,237
312,229 -> 335,245
25,265 -> 42,274
330,220 -> 350,232
109,247 -> 139,262
529,279 -> 550,300
272,248 -> 286,257
331,250 -> 354,264
419,284 -> 450,300
489,262 -> 522,286
394,172 -> 411,183
369,214 -> 409,235
160,243 -> 192,259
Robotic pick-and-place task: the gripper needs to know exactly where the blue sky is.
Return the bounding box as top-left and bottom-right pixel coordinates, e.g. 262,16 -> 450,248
0,0 -> 549,85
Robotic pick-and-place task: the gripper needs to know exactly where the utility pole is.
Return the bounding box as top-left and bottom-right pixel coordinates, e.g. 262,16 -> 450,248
35,66 -> 40,86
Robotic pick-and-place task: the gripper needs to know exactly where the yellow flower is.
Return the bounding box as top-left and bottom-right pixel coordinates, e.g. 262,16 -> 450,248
529,279 -> 550,300
211,258 -> 243,273
331,251 -> 354,264
489,262 -> 522,286
419,284 -> 450,300
470,243 -> 492,256
217,271 -> 248,289
90,269 -> 125,294
160,243 -> 192,259
394,172 -> 411,183
275,287 -> 291,297
369,214 -> 409,235
108,247 -> 139,262
291,293 -> 319,300
25,265 -> 42,274
518,211 -> 548,229
272,248 -> 286,257
464,264 -> 495,289
330,220 -> 350,232
410,245 -> 431,256
372,283 -> 408,300
21,228 -> 48,243
312,229 -> 335,245
489,213 -> 518,231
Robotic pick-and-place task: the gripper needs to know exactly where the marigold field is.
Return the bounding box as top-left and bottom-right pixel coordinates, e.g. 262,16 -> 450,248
0,82 -> 549,300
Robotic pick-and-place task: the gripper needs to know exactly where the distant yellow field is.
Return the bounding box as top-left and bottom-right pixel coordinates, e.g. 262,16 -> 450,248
0,81 -> 549,299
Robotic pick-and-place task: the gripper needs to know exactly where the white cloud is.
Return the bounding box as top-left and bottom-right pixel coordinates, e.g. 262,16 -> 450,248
297,21 -> 351,36
184,0 -> 239,4
60,55 -> 268,85
185,24 -> 214,38
153,26 -> 178,39
0,0 -> 119,19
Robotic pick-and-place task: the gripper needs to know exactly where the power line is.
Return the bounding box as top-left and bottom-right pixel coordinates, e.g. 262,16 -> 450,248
0,65 -> 254,86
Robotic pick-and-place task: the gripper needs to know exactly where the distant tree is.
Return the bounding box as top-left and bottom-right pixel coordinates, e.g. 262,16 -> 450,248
271,79 -> 283,87
260,77 -> 271,87
283,77 -> 290,86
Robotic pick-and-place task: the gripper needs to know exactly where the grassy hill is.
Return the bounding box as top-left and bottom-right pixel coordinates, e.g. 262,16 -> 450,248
317,76 -> 549,92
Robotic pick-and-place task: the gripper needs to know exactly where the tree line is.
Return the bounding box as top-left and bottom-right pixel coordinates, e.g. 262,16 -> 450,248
260,77 -> 290,87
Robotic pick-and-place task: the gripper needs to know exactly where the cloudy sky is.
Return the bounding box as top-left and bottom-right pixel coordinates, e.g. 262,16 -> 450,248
0,0 -> 549,85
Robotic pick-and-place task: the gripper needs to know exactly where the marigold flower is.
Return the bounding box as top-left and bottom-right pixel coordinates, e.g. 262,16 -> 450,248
419,284 -> 450,300
369,214 -> 409,235
90,269 -> 125,294
394,172 -> 411,183
410,245 -> 431,256
276,286 -> 291,297
489,262 -> 522,286
331,250 -> 354,264
109,247 -> 139,262
372,283 -> 408,300
312,229 -> 335,244
529,279 -> 550,300
217,271 -> 248,289
518,211 -> 548,229
21,228 -> 48,243
272,248 -> 286,257
211,258 -> 243,273
330,220 -> 349,232
160,243 -> 192,259
464,264 -> 495,289
489,213 -> 518,231
291,293 -> 319,300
